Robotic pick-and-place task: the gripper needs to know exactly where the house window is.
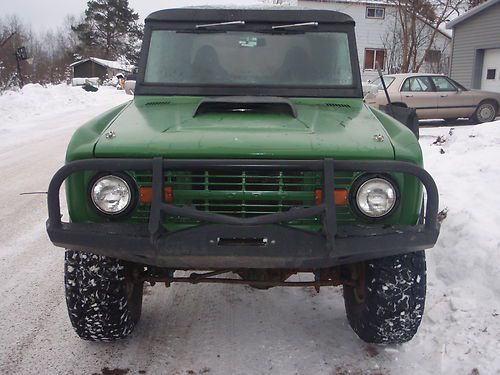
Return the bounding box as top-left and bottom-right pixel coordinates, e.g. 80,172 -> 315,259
486,69 -> 496,80
366,7 -> 385,19
424,50 -> 442,64
364,49 -> 385,70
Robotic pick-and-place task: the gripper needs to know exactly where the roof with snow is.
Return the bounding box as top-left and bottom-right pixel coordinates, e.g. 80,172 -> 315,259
446,0 -> 500,28
70,57 -> 132,72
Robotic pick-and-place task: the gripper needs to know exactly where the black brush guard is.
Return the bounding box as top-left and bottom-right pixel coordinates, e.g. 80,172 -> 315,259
46,158 -> 440,268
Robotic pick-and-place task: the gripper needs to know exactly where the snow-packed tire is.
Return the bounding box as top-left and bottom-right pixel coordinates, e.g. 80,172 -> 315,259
343,251 -> 426,344
64,250 -> 144,341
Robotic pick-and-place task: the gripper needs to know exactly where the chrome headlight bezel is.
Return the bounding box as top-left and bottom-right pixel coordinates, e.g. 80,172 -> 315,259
89,173 -> 137,217
350,174 -> 400,220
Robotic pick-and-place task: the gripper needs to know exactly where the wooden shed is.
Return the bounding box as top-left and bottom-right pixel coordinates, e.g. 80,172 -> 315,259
70,57 -> 132,82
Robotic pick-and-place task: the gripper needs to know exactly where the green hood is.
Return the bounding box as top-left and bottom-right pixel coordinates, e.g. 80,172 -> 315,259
93,96 -> 394,160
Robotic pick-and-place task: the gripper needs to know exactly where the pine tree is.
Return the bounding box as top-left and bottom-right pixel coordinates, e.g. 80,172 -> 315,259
72,0 -> 143,63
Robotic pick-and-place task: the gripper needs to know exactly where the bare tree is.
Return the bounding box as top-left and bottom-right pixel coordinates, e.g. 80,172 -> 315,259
0,14 -> 80,90
387,0 -> 464,73
468,0 -> 486,9
0,15 -> 32,89
261,0 -> 298,5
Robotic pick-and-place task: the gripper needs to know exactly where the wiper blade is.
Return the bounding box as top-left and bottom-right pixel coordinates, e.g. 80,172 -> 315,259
271,22 -> 319,30
196,21 -> 245,29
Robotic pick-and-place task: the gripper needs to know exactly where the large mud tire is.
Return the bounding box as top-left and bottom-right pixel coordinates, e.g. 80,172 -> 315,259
343,251 -> 426,344
64,250 -> 143,341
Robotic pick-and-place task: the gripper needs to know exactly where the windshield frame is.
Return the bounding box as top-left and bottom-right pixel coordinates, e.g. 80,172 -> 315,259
135,21 -> 362,98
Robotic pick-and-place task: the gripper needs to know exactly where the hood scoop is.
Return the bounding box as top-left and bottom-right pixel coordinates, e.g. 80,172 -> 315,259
193,96 -> 298,118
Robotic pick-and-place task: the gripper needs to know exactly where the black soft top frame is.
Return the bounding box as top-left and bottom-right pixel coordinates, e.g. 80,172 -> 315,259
135,7 -> 362,98
145,8 -> 355,24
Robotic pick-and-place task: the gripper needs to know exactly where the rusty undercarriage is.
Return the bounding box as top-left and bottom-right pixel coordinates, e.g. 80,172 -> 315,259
139,267 -> 364,292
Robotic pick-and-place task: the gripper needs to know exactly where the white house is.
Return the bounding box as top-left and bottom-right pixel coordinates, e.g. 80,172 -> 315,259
298,0 -> 452,81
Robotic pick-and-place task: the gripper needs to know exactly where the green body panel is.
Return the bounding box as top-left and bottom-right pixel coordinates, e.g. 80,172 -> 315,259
92,97 -> 394,159
65,102 -> 131,162
65,96 -> 423,231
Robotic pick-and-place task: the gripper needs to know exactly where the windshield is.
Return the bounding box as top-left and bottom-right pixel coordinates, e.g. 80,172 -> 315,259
144,30 -> 353,87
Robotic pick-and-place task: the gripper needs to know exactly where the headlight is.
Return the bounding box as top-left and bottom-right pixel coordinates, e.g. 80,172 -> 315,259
354,177 -> 397,218
91,175 -> 132,215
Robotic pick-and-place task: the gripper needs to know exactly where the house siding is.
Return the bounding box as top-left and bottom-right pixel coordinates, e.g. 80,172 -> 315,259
299,0 -> 392,81
298,0 -> 451,81
449,2 -> 500,89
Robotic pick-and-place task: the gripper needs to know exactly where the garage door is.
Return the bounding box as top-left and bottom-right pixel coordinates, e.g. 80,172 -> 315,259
481,48 -> 500,93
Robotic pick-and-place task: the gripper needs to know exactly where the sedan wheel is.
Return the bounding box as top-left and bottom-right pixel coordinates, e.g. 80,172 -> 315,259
474,102 -> 497,123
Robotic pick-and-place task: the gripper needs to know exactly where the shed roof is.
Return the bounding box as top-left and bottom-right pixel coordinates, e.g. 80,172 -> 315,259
446,0 -> 500,28
70,57 -> 132,72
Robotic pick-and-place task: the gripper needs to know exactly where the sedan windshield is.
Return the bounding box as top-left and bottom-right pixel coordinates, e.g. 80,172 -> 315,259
144,30 -> 353,87
370,76 -> 395,89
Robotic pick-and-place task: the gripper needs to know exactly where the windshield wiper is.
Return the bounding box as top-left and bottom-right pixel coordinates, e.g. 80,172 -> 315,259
271,22 -> 319,30
196,21 -> 245,29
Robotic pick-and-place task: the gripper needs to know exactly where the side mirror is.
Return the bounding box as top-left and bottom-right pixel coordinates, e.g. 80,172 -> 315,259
124,80 -> 136,95
362,82 -> 379,100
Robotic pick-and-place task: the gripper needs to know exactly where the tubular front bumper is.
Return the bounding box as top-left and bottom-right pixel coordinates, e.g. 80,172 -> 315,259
46,158 -> 440,268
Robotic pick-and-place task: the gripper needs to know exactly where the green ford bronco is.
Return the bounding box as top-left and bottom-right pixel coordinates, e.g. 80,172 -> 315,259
47,8 -> 440,344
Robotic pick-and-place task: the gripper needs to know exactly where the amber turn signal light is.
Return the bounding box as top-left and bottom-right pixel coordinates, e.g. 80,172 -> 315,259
314,188 -> 348,206
139,186 -> 173,204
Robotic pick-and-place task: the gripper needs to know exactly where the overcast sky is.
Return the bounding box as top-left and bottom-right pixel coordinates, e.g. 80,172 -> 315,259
1,0 -> 265,32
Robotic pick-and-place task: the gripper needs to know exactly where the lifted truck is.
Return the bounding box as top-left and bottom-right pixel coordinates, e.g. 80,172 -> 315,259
47,8 -> 440,344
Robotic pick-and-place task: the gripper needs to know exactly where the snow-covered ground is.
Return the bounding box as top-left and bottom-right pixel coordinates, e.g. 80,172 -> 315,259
0,84 -> 128,151
0,85 -> 499,375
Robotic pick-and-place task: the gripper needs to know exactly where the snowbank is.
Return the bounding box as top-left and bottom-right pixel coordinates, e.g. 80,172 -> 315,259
0,84 -> 129,150
0,84 -> 128,127
417,123 -> 500,374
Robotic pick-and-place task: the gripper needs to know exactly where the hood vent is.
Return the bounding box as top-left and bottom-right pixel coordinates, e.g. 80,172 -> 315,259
145,100 -> 171,106
325,103 -> 351,109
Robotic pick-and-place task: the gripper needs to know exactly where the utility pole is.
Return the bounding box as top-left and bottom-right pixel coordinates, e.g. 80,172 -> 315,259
1,32 -> 28,88
15,46 -> 28,88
